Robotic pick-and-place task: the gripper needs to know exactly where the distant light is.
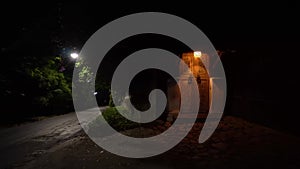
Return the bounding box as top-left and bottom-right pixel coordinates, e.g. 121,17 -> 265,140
194,51 -> 202,58
70,53 -> 79,59
93,92 -> 98,95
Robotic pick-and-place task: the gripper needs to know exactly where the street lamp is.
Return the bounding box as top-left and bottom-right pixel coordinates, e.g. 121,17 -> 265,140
194,51 -> 202,58
70,53 -> 79,59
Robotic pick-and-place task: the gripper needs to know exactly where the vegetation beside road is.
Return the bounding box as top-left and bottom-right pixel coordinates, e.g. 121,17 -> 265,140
88,106 -> 139,136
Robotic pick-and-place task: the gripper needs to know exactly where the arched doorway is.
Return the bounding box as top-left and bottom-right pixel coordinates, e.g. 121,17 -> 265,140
167,52 -> 210,118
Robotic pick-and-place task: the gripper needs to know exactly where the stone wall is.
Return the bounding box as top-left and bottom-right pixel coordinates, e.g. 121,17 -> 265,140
167,52 -> 210,114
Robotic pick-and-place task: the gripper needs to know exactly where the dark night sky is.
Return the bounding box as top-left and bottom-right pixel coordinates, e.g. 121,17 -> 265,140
2,2 -> 299,92
1,2 -> 300,132
2,2 -> 299,49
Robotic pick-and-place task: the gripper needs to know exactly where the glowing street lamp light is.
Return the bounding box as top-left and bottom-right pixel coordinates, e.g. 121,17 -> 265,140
70,53 -> 79,59
194,51 -> 202,58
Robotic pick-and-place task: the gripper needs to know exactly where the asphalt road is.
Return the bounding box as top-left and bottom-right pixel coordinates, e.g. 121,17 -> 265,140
0,107 -> 107,169
1,107 -> 300,169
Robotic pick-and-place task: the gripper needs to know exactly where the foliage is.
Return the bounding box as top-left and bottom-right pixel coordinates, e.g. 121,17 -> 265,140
75,59 -> 93,83
108,92 -> 115,107
88,106 -> 139,135
28,56 -> 72,113
73,58 -> 110,108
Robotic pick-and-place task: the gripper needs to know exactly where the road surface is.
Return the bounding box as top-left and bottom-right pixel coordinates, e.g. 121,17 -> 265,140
0,107 -> 107,169
1,108 -> 300,169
